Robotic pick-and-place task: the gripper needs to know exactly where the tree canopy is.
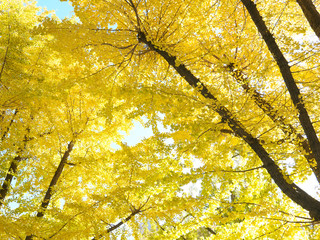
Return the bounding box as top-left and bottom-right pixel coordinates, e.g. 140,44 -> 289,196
1,0 -> 320,239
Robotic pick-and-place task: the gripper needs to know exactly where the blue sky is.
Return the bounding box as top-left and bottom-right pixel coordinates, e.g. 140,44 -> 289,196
36,0 -> 74,19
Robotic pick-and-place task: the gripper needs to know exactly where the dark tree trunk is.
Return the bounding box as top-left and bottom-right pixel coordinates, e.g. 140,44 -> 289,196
0,156 -> 20,207
36,141 -> 74,217
138,31 -> 320,220
0,127 -> 28,207
240,0 -> 320,183
25,141 -> 74,240
297,0 -> 320,39
226,65 -> 320,183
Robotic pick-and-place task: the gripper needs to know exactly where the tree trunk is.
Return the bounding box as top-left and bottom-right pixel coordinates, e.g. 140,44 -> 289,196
296,0 -> 320,39
0,128 -> 28,207
25,141 -> 74,240
0,156 -> 20,207
138,31 -> 320,220
36,141 -> 74,218
226,65 -> 320,183
240,0 -> 320,183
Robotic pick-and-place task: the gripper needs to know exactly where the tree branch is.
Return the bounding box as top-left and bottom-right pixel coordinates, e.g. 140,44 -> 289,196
1,109 -> 18,141
0,127 -> 29,208
0,23 -> 10,90
92,208 -> 142,240
296,0 -> 320,39
36,141 -> 74,218
25,141 -> 74,240
226,64 -> 320,182
0,156 -> 21,207
240,0 -> 320,183
138,30 -> 320,219
92,197 -> 150,239
221,165 -> 265,173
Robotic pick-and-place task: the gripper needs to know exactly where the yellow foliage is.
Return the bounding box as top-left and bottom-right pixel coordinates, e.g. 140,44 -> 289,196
1,0 -> 320,239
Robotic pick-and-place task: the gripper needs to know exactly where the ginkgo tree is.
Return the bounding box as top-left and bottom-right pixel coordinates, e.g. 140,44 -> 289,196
2,0 -> 320,239
1,1 -> 215,239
